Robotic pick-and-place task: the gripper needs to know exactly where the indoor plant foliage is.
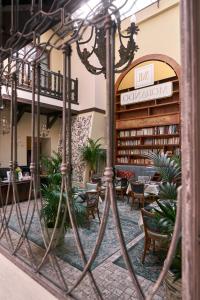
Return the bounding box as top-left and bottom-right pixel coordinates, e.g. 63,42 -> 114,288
145,152 -> 181,298
81,138 -> 106,180
146,152 -> 181,200
40,152 -> 86,243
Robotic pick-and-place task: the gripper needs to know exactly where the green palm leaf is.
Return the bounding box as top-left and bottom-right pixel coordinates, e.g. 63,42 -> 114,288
81,138 -> 105,177
159,182 -> 177,200
144,152 -> 181,184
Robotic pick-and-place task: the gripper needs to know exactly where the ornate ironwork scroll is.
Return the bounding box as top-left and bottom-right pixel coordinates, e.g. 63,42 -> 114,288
0,1 -> 181,299
76,1 -> 139,76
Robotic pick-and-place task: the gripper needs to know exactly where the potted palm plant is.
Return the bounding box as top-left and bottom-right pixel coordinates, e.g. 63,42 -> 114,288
81,138 -> 105,181
145,152 -> 181,299
40,152 -> 86,247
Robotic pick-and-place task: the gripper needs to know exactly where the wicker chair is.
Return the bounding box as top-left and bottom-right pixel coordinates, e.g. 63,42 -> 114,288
85,184 -> 101,225
129,182 -> 147,209
115,177 -> 128,201
141,208 -> 169,263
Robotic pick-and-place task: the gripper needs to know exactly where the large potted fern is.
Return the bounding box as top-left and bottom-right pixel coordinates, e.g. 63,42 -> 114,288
145,152 -> 181,299
81,138 -> 105,181
40,152 -> 86,247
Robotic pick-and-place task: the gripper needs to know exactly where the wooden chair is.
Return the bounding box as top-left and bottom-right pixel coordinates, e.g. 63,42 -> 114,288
85,190 -> 101,225
115,177 -> 128,201
151,172 -> 161,182
141,208 -> 169,264
129,182 -> 146,209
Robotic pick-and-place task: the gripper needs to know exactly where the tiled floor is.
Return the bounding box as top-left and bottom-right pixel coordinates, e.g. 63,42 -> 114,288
1,199 -> 166,299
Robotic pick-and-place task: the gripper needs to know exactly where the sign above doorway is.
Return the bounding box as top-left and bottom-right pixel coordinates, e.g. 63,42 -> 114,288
120,81 -> 173,105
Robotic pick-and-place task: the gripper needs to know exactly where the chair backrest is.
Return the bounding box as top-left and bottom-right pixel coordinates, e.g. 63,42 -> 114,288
86,192 -> 99,207
120,177 -> 128,188
92,176 -> 102,185
141,208 -> 156,233
130,182 -> 144,194
141,208 -> 167,236
151,172 -> 161,182
86,183 -> 98,191
138,176 -> 151,183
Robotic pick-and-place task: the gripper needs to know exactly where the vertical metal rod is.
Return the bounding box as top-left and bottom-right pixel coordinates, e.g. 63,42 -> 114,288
13,73 -> 17,168
39,0 -> 43,10
105,17 -> 144,299
31,62 -> 36,177
105,21 -> 112,170
62,49 -> 67,170
15,0 -> 19,33
31,0 -> 35,15
181,0 -> 200,299
0,0 -> 2,48
36,64 -> 41,188
10,75 -> 14,173
61,44 -> 103,299
10,0 -> 14,35
110,22 -> 116,167
66,45 -> 72,191
0,59 -> 2,108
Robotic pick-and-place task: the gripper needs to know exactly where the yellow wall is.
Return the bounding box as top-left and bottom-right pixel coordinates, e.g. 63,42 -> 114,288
40,29 -> 63,73
90,111 -> 106,148
118,60 -> 176,90
118,0 -> 180,64
136,3 -> 180,63
0,110 -> 61,168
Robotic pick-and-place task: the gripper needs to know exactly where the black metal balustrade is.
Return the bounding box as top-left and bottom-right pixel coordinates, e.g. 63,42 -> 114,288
16,61 -> 78,103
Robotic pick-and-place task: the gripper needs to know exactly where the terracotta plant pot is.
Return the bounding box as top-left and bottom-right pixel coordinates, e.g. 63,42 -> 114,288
165,271 -> 182,300
43,226 -> 65,248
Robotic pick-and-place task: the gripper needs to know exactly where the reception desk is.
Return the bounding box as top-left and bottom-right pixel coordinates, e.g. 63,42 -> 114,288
0,179 -> 31,207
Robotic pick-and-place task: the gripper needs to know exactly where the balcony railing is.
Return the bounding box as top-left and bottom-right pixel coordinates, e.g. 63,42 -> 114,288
16,62 -> 78,103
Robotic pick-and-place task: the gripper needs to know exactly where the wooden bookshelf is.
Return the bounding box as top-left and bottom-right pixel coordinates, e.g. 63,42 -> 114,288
115,75 -> 180,165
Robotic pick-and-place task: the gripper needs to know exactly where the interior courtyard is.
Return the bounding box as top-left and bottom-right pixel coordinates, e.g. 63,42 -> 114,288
0,0 -> 199,299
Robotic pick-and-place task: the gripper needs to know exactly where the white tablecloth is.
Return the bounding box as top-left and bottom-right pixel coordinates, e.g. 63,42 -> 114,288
126,182 -> 160,195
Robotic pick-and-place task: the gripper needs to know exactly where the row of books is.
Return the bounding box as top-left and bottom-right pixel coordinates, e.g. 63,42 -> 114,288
118,125 -> 179,137
117,157 -> 129,164
118,140 -> 141,146
117,149 -> 163,155
143,137 -> 180,145
129,159 -> 152,165
116,157 -> 152,165
117,137 -> 180,147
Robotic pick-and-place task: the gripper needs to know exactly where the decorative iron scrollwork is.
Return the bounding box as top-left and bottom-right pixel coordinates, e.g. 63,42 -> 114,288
76,6 -> 139,76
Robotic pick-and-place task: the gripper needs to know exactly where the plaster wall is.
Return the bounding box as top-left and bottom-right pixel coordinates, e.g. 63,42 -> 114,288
90,111 -> 106,149
40,29 -> 63,73
71,43 -> 96,111
135,0 -> 180,63
0,111 -> 61,168
117,0 -> 180,64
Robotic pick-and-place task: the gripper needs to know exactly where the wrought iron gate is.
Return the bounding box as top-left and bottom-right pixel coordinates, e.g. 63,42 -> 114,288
0,1 -> 181,299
